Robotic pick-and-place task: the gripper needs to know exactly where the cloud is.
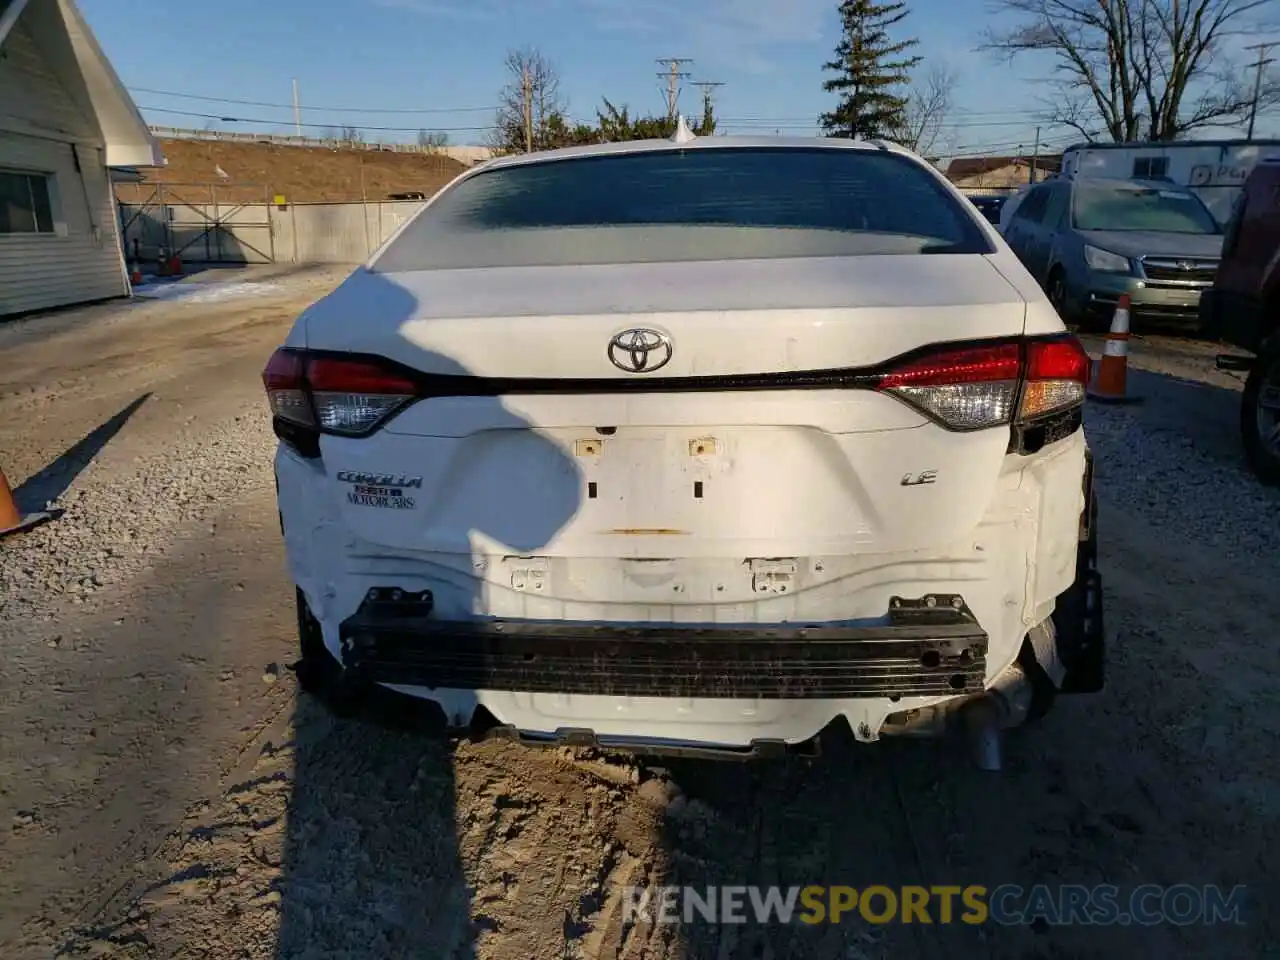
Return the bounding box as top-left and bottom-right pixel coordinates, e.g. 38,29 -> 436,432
573,0 -> 830,74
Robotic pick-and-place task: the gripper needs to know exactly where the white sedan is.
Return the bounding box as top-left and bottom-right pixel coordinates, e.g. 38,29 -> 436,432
264,126 -> 1103,770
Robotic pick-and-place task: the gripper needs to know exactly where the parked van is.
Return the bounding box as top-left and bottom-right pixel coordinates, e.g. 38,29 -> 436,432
1061,139 -> 1280,225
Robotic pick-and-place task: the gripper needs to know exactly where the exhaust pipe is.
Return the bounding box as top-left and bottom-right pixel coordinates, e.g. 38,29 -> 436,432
959,660 -> 1032,772
882,657 -> 1033,771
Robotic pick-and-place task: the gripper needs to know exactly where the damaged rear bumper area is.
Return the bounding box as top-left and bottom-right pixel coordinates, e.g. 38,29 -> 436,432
338,591 -> 989,701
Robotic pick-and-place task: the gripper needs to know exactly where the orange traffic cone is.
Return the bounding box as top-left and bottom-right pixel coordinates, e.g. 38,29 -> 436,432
0,466 -> 53,539
1086,294 -> 1143,404
129,260 -> 143,285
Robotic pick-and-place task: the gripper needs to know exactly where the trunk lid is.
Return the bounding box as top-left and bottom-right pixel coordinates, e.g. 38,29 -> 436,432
306,256 -> 1027,378
306,255 -> 1030,561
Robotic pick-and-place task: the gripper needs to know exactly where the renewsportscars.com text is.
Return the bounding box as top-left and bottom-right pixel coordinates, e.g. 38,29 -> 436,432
623,884 -> 1248,927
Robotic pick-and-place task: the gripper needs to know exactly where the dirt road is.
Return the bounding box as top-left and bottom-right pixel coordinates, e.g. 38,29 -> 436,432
2,273 -> 1277,959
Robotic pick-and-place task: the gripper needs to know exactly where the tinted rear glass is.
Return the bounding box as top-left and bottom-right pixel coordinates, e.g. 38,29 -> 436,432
373,146 -> 993,272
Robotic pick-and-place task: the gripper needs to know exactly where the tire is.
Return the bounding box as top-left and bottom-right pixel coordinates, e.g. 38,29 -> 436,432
1240,334 -> 1280,487
1051,493 -> 1105,694
1047,269 -> 1072,322
292,588 -> 365,716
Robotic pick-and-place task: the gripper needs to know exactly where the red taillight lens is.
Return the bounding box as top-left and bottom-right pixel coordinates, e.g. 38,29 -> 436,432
262,348 -> 418,440
875,336 -> 1089,431
306,355 -> 418,436
263,348 -> 313,427
877,344 -> 1023,388
876,343 -> 1022,430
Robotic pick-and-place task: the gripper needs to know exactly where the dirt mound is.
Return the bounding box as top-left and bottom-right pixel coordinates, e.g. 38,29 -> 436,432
116,139 -> 468,204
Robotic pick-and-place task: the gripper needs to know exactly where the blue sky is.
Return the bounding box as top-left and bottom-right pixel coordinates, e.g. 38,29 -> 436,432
80,0 -> 1277,156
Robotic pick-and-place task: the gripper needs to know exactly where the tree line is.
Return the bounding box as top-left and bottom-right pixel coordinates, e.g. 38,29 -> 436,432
487,48 -> 717,155
492,0 -> 1275,159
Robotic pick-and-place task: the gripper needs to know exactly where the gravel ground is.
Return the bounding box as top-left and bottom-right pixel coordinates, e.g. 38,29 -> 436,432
1,279 -> 1277,959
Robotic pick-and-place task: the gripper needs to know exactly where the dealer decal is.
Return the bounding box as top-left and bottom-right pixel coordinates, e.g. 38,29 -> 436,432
336,471 -> 422,509
347,484 -> 417,509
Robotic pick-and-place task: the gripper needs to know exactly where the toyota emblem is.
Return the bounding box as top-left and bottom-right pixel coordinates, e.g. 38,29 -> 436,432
607,328 -> 673,373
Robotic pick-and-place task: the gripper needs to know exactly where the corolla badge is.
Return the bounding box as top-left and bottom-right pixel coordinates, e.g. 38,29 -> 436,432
608,328 -> 673,374
336,471 -> 423,488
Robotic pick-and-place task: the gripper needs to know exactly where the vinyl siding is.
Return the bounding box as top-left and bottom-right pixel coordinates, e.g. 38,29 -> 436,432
0,22 -> 126,316
0,19 -> 95,141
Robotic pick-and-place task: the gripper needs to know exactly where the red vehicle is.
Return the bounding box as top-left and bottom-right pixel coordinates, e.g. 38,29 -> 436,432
1199,157 -> 1280,486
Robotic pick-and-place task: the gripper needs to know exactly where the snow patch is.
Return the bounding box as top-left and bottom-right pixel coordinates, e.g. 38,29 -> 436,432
133,280 -> 284,303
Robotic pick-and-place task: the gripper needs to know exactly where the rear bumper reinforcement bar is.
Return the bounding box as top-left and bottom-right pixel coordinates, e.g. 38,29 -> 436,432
338,592 -> 989,700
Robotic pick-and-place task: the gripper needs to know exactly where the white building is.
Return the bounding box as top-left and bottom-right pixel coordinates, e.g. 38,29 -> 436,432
0,0 -> 161,317
1060,138 -> 1280,225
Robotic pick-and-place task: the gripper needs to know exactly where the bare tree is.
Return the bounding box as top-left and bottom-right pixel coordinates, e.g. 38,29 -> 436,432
894,64 -> 957,156
340,124 -> 363,142
488,47 -> 566,154
417,129 -> 450,151
982,0 -> 1278,142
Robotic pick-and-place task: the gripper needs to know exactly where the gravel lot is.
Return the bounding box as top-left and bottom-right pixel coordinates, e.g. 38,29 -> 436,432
2,273 -> 1277,959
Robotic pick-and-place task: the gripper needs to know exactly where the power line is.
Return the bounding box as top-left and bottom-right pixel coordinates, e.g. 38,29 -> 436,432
717,116 -> 1078,131
139,105 -> 494,133
128,85 -> 497,115
130,82 -> 1069,131
141,104 -> 1087,155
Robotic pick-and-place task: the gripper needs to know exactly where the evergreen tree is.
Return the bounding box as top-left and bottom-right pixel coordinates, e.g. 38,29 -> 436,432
820,0 -> 922,140
697,90 -> 717,136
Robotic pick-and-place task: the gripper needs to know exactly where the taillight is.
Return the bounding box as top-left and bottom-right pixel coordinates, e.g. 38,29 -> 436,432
875,336 -> 1090,433
876,342 -> 1022,430
263,348 -> 418,455
306,355 -> 418,436
1020,337 -> 1090,421
263,348 -> 313,427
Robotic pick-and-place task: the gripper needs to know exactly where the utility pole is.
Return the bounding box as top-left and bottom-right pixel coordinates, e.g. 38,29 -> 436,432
692,80 -> 724,133
656,58 -> 693,122
521,64 -> 533,152
291,78 -> 302,138
1030,126 -> 1041,184
1245,42 -> 1277,141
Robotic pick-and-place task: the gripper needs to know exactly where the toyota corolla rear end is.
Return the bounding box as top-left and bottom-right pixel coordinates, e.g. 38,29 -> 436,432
266,136 -> 1093,759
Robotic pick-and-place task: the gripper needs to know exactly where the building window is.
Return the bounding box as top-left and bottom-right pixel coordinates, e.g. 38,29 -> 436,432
1132,156 -> 1170,180
0,170 -> 55,234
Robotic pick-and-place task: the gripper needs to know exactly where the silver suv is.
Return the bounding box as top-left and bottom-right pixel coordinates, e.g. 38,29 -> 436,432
1003,177 -> 1224,328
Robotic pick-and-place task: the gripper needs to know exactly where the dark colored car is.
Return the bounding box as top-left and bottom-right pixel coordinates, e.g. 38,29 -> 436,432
1199,157 -> 1280,486
968,195 -> 1006,225
1003,177 -> 1223,329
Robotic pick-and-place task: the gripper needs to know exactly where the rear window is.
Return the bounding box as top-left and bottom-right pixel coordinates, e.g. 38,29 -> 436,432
372,146 -> 993,272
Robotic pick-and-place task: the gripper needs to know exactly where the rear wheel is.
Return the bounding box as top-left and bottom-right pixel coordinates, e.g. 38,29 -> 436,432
1047,268 -> 1071,322
1240,334 -> 1280,487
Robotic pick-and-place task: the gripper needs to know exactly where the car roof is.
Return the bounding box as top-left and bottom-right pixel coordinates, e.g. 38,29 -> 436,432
1062,138 -> 1280,153
1068,176 -> 1196,193
473,134 -> 918,174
